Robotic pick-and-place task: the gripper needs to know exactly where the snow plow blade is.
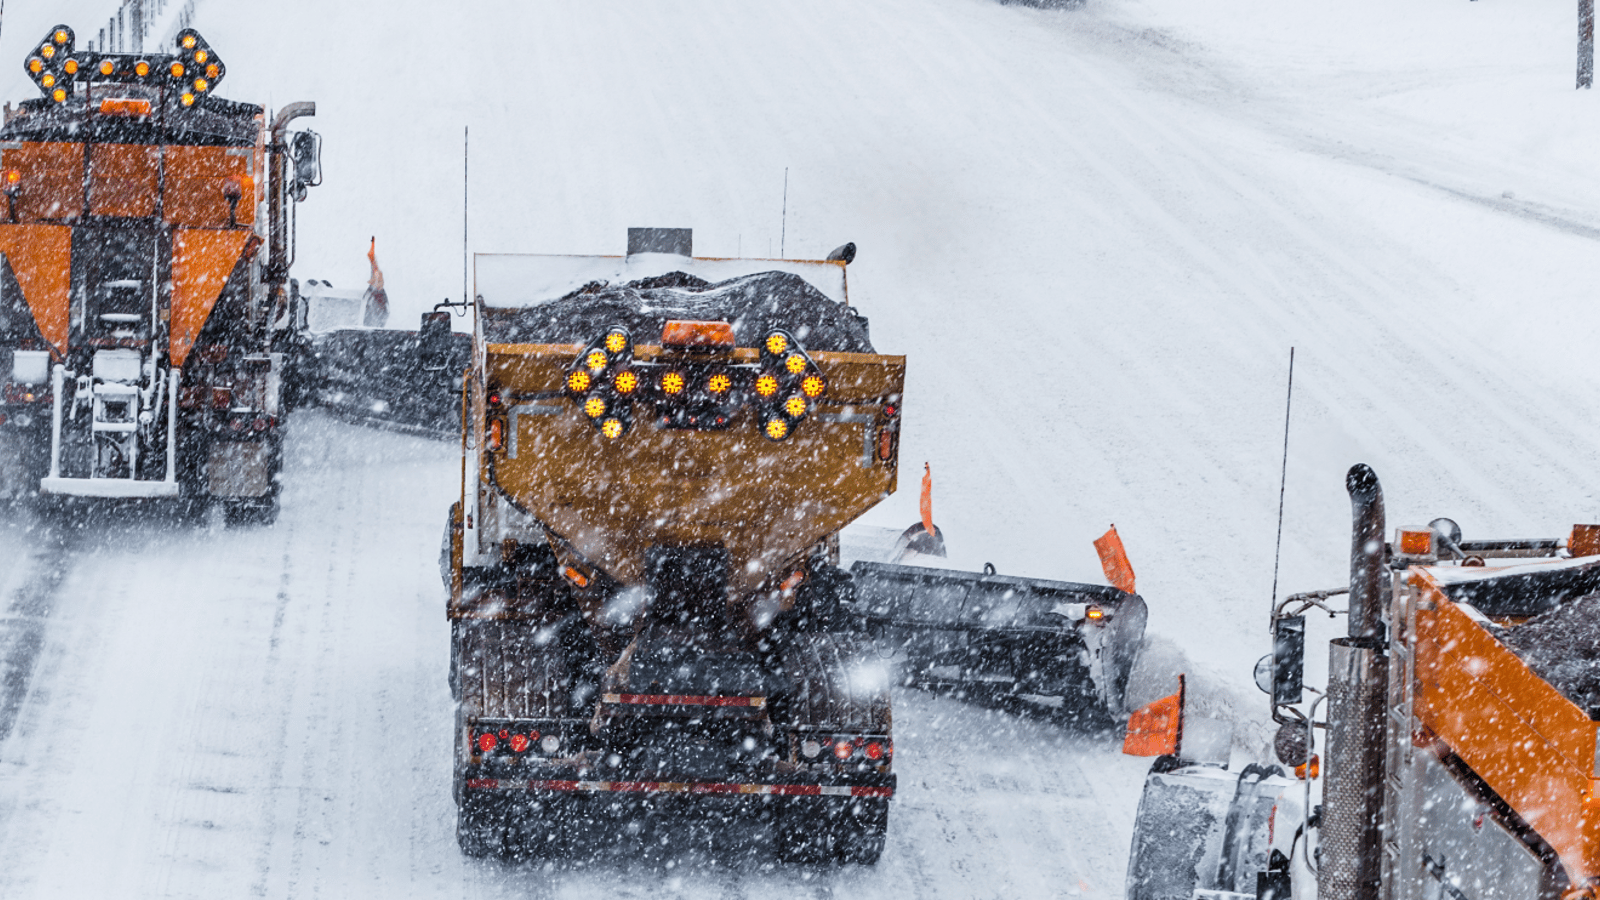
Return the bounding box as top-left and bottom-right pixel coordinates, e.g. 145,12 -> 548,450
846,560 -> 1147,720
291,314 -> 470,438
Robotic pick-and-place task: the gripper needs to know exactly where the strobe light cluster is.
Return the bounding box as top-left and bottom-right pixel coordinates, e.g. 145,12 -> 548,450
561,324 -> 829,442
24,25 -> 226,105
564,327 -> 637,440
754,330 -> 827,442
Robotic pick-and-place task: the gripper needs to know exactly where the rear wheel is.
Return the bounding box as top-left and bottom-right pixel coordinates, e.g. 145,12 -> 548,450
775,803 -> 831,864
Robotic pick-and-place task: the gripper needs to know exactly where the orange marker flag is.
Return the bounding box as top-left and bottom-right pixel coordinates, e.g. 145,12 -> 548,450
920,463 -> 935,537
1123,674 -> 1185,757
1094,524 -> 1136,595
366,236 -> 385,291
363,236 -> 389,327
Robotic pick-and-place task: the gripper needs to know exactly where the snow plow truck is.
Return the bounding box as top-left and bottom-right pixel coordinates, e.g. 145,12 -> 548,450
443,229 -> 903,862
1124,464 -> 1600,900
0,25 -> 319,522
442,228 -> 1151,861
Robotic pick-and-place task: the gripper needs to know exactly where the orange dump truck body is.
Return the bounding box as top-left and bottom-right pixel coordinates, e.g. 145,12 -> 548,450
0,25 -> 313,516
1407,559 -> 1600,888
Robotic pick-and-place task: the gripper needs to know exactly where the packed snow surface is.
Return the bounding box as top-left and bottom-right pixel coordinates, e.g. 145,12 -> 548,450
4,0 -> 1600,896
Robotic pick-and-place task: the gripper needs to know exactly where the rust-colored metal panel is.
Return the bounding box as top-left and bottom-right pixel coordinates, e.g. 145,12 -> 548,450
0,142 -> 84,223
1573,524 -> 1600,559
163,146 -> 254,228
169,228 -> 252,367
483,344 -> 904,603
1411,570 -> 1600,883
0,223 -> 71,358
88,144 -> 159,218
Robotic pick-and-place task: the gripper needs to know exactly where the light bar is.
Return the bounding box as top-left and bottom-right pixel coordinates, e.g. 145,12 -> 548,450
662,319 -> 735,349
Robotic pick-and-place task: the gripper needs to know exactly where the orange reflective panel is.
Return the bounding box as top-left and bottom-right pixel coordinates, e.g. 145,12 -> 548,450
1122,675 -> 1185,757
661,319 -> 735,349
0,224 -> 71,358
1569,524 -> 1600,558
169,228 -> 251,367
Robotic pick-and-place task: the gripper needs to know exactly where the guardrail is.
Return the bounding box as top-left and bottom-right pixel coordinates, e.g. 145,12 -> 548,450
88,0 -> 197,54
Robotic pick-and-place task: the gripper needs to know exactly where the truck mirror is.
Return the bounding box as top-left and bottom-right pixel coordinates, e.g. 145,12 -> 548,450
291,130 -> 322,192
1272,615 -> 1305,705
419,311 -> 452,372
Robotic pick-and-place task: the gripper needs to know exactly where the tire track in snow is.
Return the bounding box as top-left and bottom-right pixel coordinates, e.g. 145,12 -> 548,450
0,518 -> 78,748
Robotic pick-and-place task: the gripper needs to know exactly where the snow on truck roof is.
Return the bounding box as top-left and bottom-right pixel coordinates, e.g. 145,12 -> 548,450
474,253 -> 850,309
1424,553 -> 1600,585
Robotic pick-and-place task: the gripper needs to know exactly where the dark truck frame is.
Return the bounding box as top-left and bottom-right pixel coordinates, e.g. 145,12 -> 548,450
447,530 -> 895,863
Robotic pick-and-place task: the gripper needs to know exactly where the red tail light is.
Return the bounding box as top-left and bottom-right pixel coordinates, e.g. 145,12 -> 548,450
833,739 -> 855,760
251,416 -> 271,432
229,417 -> 246,432
509,734 -> 530,752
476,733 -> 497,752
864,741 -> 884,760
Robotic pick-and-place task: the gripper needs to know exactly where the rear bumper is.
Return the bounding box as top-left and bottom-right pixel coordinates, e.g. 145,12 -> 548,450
464,775 -> 895,799
40,476 -> 180,498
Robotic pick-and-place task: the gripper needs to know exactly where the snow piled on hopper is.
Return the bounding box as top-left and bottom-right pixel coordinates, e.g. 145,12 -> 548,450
475,253 -> 875,352
1497,591 -> 1600,716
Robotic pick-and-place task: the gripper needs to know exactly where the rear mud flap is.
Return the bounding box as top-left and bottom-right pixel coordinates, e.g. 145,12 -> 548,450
208,440 -> 272,498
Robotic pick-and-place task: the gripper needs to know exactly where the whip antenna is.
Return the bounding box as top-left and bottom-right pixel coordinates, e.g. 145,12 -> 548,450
1270,347 -> 1296,612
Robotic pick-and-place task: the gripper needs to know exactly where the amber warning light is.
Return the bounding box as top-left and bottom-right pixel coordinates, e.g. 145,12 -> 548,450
99,98 -> 152,117
1397,529 -> 1434,557
22,24 -> 227,103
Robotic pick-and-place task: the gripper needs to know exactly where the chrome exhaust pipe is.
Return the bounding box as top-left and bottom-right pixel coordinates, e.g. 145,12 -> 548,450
47,362 -> 64,481
165,368 -> 180,486
1346,463 -> 1388,641
1319,464 -> 1390,900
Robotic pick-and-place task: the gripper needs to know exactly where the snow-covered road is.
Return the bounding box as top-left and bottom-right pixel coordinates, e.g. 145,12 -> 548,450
0,414 -> 1148,898
2,0 -> 1599,895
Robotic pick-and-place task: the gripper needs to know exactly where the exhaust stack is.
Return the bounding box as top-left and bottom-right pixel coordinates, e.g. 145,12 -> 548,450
1319,464 -> 1390,900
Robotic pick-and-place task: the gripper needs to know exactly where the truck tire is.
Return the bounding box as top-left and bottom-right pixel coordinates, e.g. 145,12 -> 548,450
775,802 -> 831,864
223,495 -> 280,527
788,565 -> 852,633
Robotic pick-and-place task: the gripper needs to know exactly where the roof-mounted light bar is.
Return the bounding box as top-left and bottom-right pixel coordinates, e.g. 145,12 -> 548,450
23,25 -> 226,105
